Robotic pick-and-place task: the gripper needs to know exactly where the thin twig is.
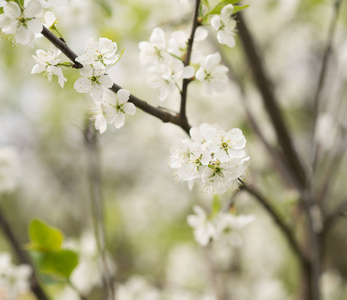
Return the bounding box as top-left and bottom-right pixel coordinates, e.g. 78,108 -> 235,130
312,0 -> 343,144
179,0 -> 201,124
0,205 -> 50,300
83,123 -> 114,300
40,26 -> 192,134
236,13 -> 308,190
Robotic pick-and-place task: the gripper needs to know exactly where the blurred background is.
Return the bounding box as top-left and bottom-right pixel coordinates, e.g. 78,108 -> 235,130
0,0 -> 347,299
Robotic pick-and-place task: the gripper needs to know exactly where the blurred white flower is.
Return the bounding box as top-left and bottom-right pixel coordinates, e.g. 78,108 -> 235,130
0,0 -> 6,8
168,27 -> 208,59
211,4 -> 237,48
139,27 -> 166,66
148,55 -> 194,101
0,147 -> 19,194
0,0 -> 43,47
195,53 -> 229,95
76,37 -> 120,70
115,276 -> 160,300
0,252 -> 32,299
39,0 -> 67,8
187,205 -> 216,246
65,232 -> 115,295
90,89 -> 136,133
31,45 -> 67,88
170,123 -> 249,193
74,65 -> 113,102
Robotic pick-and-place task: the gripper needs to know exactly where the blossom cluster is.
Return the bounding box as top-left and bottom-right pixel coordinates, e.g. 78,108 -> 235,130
187,205 -> 255,247
139,26 -> 230,97
0,0 -> 65,47
169,123 -> 249,193
74,38 -> 136,132
0,252 -> 32,299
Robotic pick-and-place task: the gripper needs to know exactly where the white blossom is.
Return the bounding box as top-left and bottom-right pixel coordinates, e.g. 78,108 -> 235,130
195,53 -> 229,95
0,0 -> 6,8
0,253 -> 32,299
42,11 -> 57,28
115,276 -> 160,300
148,55 -> 194,101
90,89 -> 136,133
0,147 -> 19,194
170,124 -> 249,193
187,205 -> 216,246
76,37 -> 120,70
211,4 -> 237,48
39,0 -> 67,8
168,27 -> 208,59
74,65 -> 113,101
31,45 -> 67,88
0,0 -> 43,47
139,27 -> 166,66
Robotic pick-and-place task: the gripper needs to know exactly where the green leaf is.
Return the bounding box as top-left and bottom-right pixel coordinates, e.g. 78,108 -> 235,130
233,4 -> 250,14
28,219 -> 63,252
208,1 -> 247,15
38,249 -> 79,279
201,0 -> 210,9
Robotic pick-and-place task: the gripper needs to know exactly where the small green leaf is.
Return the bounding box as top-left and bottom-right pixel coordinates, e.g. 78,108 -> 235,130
208,0 -> 247,16
38,249 -> 79,279
29,219 -> 63,252
201,0 -> 210,9
233,4 -> 250,14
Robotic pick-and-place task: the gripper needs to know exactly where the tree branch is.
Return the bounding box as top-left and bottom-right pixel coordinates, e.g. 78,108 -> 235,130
239,181 -> 308,267
236,13 -> 308,190
323,198 -> 347,234
179,0 -> 201,124
40,26 -> 192,134
0,205 -> 49,300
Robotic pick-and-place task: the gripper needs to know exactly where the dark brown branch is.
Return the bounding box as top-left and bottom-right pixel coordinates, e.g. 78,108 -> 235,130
40,26 -> 192,134
179,0 -> 201,124
239,181 -> 308,267
0,205 -> 49,300
236,13 -> 308,190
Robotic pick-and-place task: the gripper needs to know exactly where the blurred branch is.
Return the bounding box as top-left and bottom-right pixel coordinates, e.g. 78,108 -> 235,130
222,54 -> 300,189
236,13 -> 308,190
239,181 -> 308,267
83,123 -> 114,300
0,205 -> 50,300
41,26 -> 192,134
312,0 -> 343,147
179,0 -> 201,125
322,197 -> 347,234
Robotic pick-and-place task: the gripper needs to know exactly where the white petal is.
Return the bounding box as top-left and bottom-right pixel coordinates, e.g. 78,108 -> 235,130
25,0 -> 43,18
91,84 -> 105,101
4,2 -> 21,19
100,75 -> 113,88
27,19 -> 43,34
15,26 -> 30,45
74,78 -> 92,94
122,103 -> 136,116
211,15 -> 221,31
114,113 -> 125,128
116,89 -> 130,104
195,67 -> 205,81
